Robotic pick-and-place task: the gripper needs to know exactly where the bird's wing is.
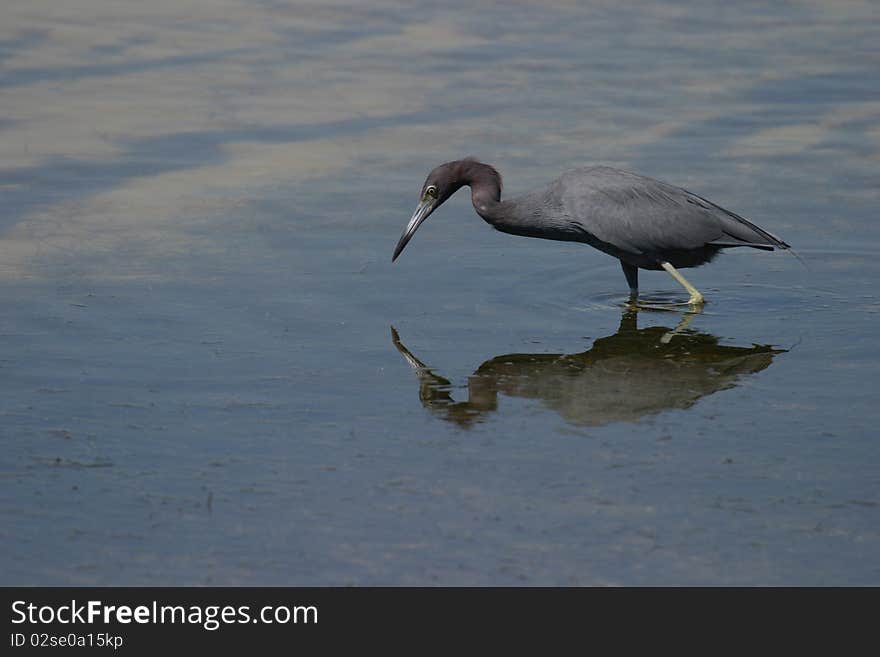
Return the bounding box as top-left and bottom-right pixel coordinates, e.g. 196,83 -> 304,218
558,167 -> 788,255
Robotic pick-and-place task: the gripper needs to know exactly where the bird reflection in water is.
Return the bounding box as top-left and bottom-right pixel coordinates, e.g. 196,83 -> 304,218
391,311 -> 785,428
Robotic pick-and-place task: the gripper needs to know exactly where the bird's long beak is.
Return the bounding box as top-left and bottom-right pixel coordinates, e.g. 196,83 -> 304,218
392,199 -> 435,262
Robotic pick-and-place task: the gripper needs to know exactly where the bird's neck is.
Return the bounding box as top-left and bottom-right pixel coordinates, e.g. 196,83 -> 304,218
471,187 -> 539,237
454,161 -> 503,223
471,188 -> 507,225
457,160 -> 531,233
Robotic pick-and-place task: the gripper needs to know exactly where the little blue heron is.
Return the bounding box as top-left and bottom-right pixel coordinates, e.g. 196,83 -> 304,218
392,158 -> 790,304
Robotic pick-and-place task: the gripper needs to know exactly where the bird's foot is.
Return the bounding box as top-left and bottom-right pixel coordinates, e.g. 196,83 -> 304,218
625,292 -> 702,312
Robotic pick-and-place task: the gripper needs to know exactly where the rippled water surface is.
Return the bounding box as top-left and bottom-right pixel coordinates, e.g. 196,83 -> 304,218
2,0 -> 878,585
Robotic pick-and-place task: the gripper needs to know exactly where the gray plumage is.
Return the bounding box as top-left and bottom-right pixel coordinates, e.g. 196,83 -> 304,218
392,158 -> 790,303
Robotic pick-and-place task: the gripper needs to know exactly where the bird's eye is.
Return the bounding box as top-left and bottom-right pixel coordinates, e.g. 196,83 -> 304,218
424,185 -> 438,199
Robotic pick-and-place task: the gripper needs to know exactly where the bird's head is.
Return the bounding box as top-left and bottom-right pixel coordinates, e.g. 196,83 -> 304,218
392,159 -> 503,262
392,161 -> 466,262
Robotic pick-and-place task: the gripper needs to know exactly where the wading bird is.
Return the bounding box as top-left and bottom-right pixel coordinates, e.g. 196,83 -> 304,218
392,159 -> 790,304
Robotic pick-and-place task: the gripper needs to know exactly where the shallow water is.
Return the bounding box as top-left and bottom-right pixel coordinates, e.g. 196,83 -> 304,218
1,0 -> 879,585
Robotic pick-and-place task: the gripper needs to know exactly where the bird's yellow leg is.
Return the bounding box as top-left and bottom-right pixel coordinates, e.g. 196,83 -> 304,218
660,261 -> 705,305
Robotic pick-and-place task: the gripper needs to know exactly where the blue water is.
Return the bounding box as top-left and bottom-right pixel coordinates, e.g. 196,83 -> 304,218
1,0 -> 878,585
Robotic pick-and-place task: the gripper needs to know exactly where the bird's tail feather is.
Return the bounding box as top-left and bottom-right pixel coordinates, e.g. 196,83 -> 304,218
786,246 -> 809,271
693,190 -> 791,249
